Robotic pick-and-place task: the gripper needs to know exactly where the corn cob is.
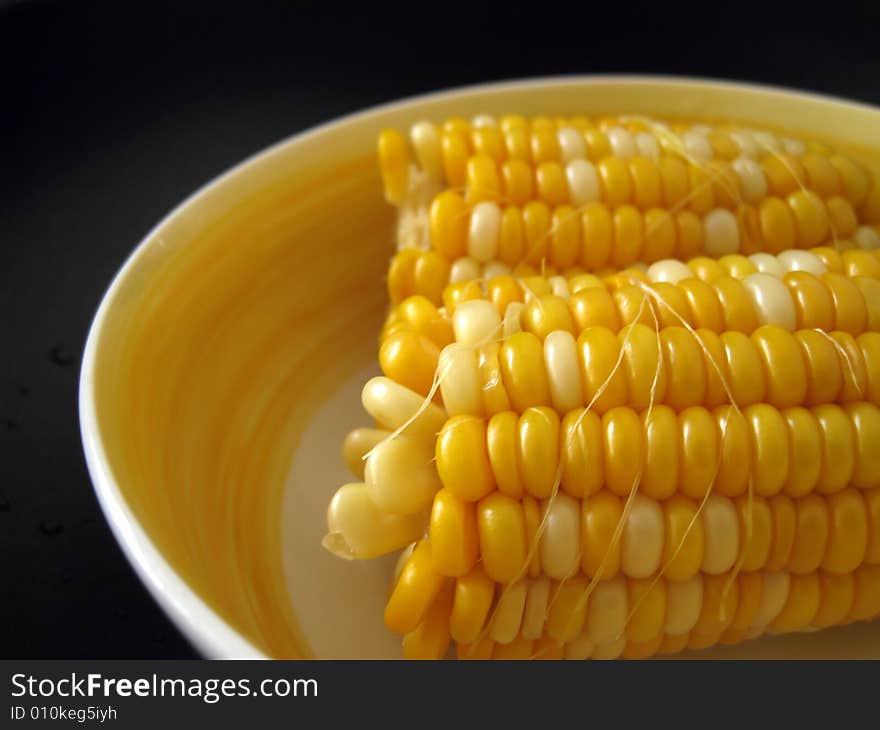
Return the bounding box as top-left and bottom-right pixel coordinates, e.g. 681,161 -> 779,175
329,314 -> 880,657
390,244 -> 880,308
388,253 -> 880,332
426,194 -> 874,264
325,114 -> 880,660
383,116 -> 880,306
380,116 -> 879,212
389,208 -> 880,306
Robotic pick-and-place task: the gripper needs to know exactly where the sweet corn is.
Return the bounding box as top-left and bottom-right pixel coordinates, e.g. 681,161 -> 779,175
324,114 -> 880,661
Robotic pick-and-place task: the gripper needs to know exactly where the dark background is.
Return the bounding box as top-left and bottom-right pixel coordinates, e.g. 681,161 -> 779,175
2,0 -> 879,658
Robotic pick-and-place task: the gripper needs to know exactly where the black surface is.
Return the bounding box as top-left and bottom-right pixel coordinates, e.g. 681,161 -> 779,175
2,0 -> 880,659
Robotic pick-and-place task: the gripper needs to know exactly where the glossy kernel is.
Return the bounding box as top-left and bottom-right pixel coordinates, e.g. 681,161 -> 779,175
582,491 -> 623,580
641,406 -> 679,500
535,161 -> 568,207
848,403 -> 880,490
662,495 -> 705,581
560,409 -> 603,498
783,271 -> 835,331
435,416 -> 495,502
795,329 -> 843,406
429,489 -> 479,577
721,331 -> 766,406
477,492 -> 527,584
597,156 -> 633,206
385,541 -> 444,635
746,403 -> 789,498
450,566 -> 495,644
679,407 -> 719,500
499,332 -> 552,412
759,197 -> 796,254
782,407 -> 822,497
814,404 -> 856,494
823,273 -> 868,334
611,205 -> 644,268
714,406 -> 752,498
713,276 -> 760,333
430,191 -> 469,259
602,406 -> 644,497
751,325 -> 807,408
379,330 -> 440,397
661,327 -> 707,409
517,407 -> 560,499
578,327 -> 628,413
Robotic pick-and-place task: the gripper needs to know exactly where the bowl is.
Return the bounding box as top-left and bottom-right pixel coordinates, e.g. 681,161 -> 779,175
80,75 -> 880,659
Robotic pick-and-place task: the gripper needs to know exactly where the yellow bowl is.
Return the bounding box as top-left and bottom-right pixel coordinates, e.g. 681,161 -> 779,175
80,76 -> 880,659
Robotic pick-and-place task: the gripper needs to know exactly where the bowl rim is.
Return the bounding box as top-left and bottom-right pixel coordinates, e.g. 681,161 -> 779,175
78,73 -> 880,660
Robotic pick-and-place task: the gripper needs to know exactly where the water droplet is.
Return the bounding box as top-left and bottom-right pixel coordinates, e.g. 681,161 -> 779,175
49,345 -> 74,367
39,520 -> 63,536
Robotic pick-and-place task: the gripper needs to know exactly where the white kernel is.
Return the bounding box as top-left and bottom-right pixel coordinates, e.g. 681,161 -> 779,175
647,259 -> 694,284
489,581 -> 527,644
752,130 -> 782,154
566,159 -> 600,206
548,275 -> 570,298
453,299 -> 501,347
471,114 -> 497,128
606,126 -> 637,159
782,137 -> 806,156
544,330 -> 582,414
731,156 -> 768,202
700,494 -> 739,574
438,344 -> 483,417
410,121 -> 443,181
635,132 -> 660,160
621,494 -> 664,578
743,272 -> 797,330
364,436 -> 440,514
682,130 -> 713,161
729,130 -> 760,159
703,208 -> 741,256
557,127 -> 586,163
777,249 -> 827,276
449,256 -> 481,283
854,225 -> 880,250
361,377 -> 447,442
748,252 -> 785,278
467,201 -> 501,262
482,261 -> 511,280
325,483 -> 426,559
521,578 -> 550,640
539,492 -> 581,580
